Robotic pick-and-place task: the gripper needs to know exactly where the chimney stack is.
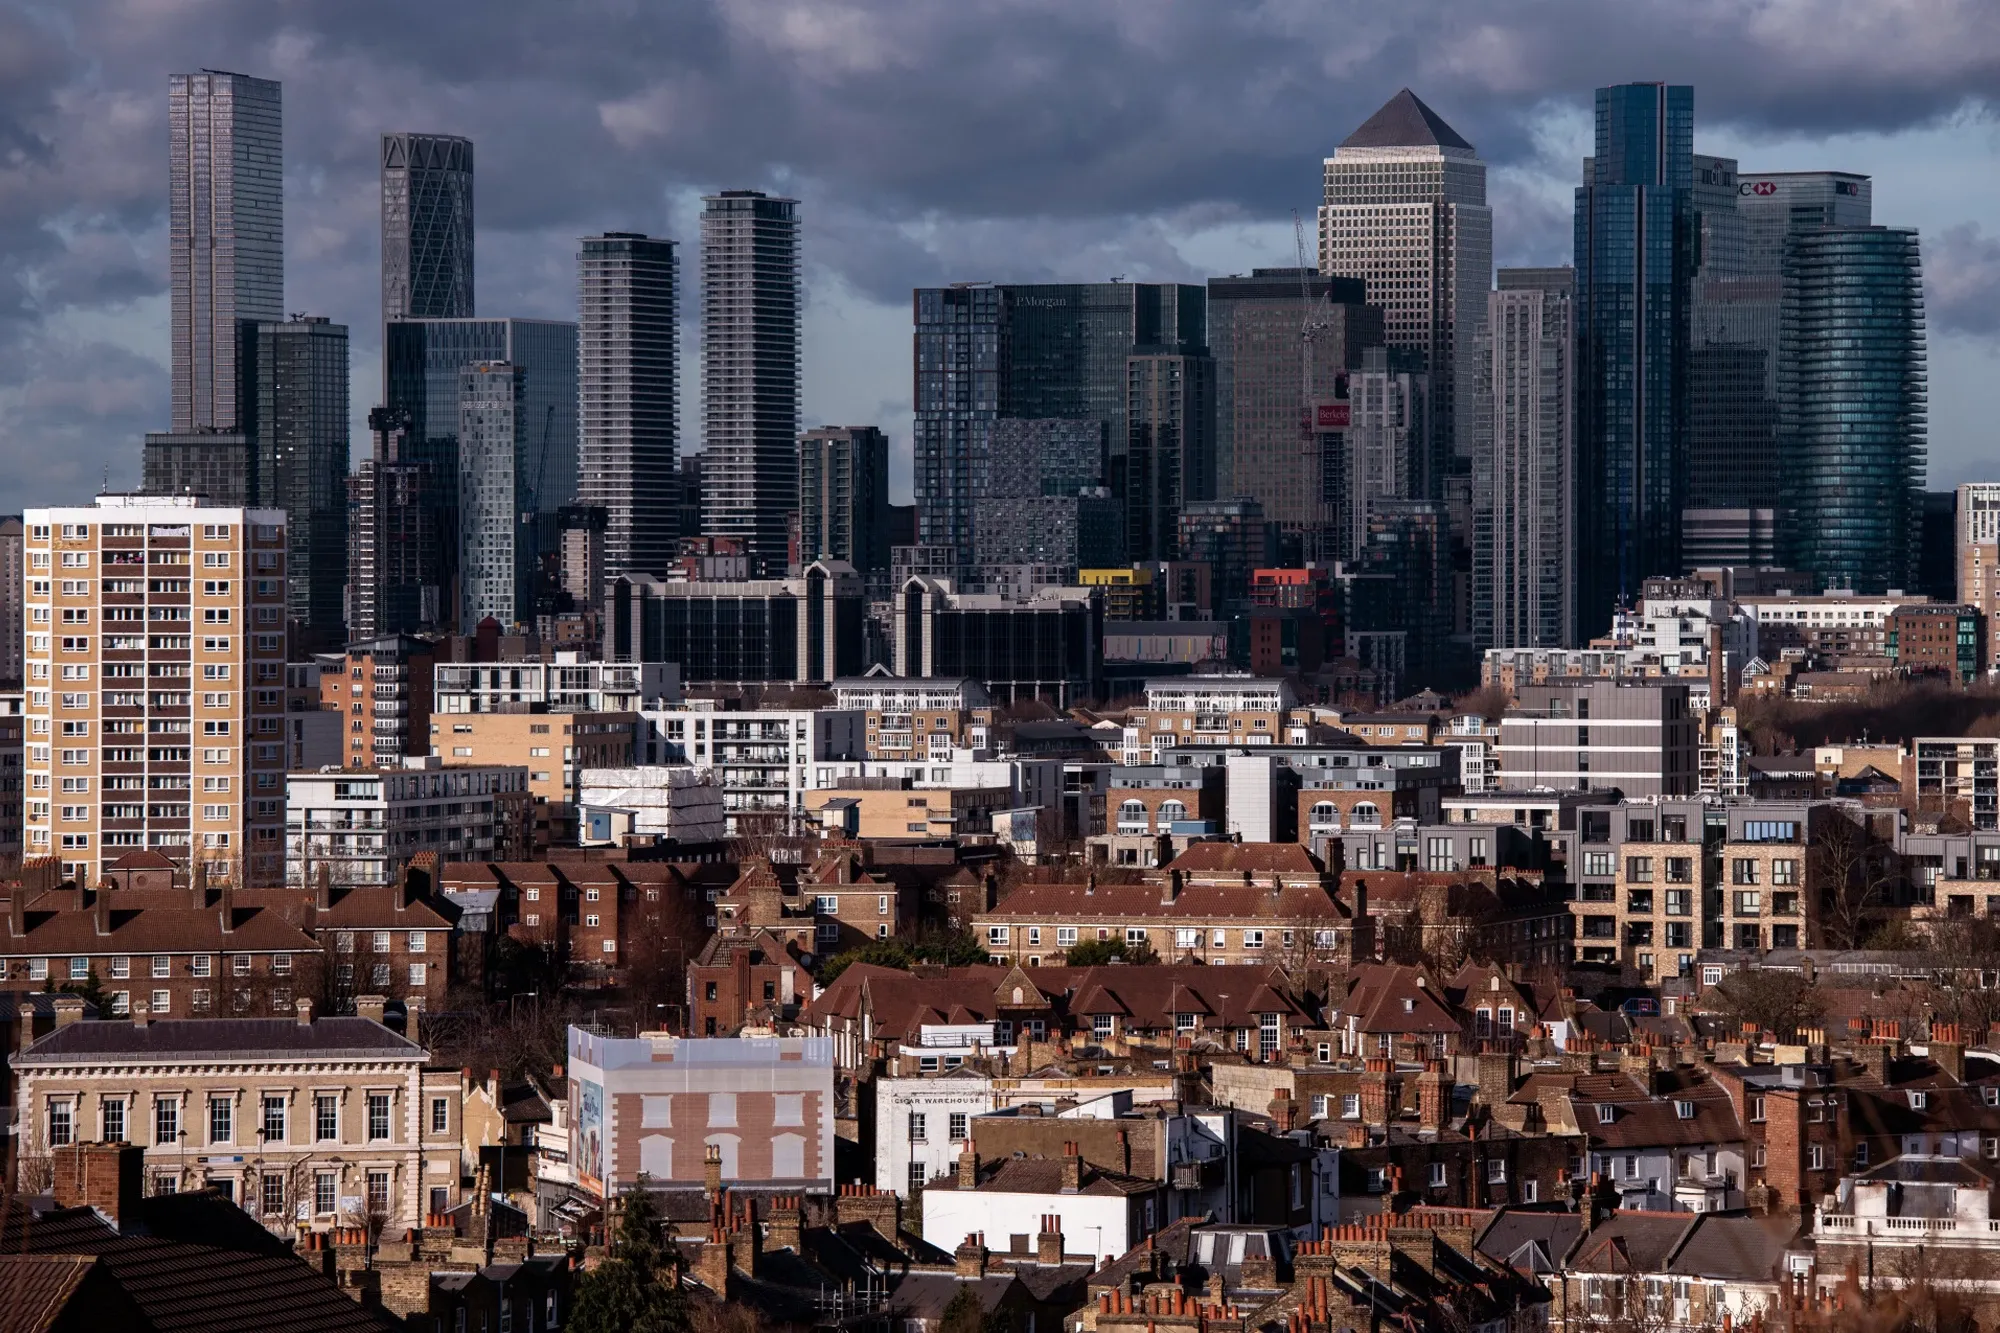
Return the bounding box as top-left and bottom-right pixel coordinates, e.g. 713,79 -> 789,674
1036,1213 -> 1064,1265
131,1001 -> 150,1030
356,995 -> 387,1026
703,1144 -> 725,1199
296,997 -> 315,1026
52,996 -> 84,1029
955,1233 -> 988,1278
1059,1140 -> 1082,1193
91,884 -> 111,937
52,1143 -> 143,1229
957,1140 -> 979,1189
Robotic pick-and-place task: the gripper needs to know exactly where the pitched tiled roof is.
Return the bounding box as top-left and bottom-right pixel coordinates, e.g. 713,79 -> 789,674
1164,843 -> 1326,881
0,898 -> 317,957
1573,1080 -> 1743,1149
1565,1212 -> 1695,1274
985,878 -> 1344,922
1667,1214 -> 1799,1282
90,1237 -> 403,1331
1473,1208 -> 1581,1275
17,1017 -> 423,1065
1343,964 -> 1462,1034
926,1155 -> 1158,1197
0,1253 -> 96,1330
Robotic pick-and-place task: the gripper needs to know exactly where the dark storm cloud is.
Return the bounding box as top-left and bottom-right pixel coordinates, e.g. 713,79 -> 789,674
1927,224 -> 2000,336
0,0 -> 1997,509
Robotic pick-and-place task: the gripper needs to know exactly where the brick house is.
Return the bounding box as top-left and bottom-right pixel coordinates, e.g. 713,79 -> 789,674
687,928 -> 814,1036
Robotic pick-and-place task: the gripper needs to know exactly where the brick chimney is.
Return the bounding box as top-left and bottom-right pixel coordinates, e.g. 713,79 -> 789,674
1474,1050 -> 1518,1107
16,1002 -> 36,1057
1417,1062 -> 1448,1131
957,1139 -> 979,1189
1856,1040 -> 1892,1085
1360,1058 -> 1395,1125
955,1232 -> 988,1278
1059,1140 -> 1082,1193
52,1143 -> 142,1229
766,1195 -> 803,1253
1930,1022 -> 1966,1083
355,995 -> 387,1026
1162,869 -> 1182,905
694,1231 -> 730,1293
191,858 -> 207,909
52,996 -> 84,1029
91,885 -> 110,937
216,875 -> 235,934
1036,1213 -> 1064,1264
131,1000 -> 150,1030
296,997 -> 314,1026
703,1144 -> 725,1199
314,863 -> 334,913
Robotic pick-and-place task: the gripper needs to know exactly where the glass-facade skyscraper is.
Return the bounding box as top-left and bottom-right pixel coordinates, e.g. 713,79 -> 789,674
700,191 -> 801,576
169,70 -> 283,433
1779,227 -> 1927,593
381,133 -> 474,324
579,233 -> 680,580
799,426 -> 891,575
1574,82 -> 1694,636
912,282 -> 1205,569
457,362 -> 533,627
249,316 -> 349,651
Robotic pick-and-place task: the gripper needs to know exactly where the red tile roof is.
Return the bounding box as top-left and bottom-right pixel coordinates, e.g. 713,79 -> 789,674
1164,843 -> 1326,881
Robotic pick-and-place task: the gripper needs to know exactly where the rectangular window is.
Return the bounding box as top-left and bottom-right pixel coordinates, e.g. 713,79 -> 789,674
949,1112 -> 969,1141
109,956 -> 130,980
315,1094 -> 338,1141
368,1093 -> 390,1141
261,1173 -> 285,1216
908,1112 -> 927,1142
367,1170 -> 390,1215
409,963 -> 427,988
1430,1162 -> 1447,1188
48,1101 -> 72,1147
262,1096 -> 285,1143
155,1098 -> 179,1144
315,1173 -> 337,1215
430,1097 -> 450,1136
101,1098 -> 126,1143
209,1096 -> 232,1145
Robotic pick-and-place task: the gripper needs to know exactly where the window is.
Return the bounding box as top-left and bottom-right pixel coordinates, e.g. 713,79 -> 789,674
109,956 -> 130,980
1675,1101 -> 1695,1120
1598,1105 -> 1617,1125
233,954 -> 252,976
407,931 -> 426,954
155,1098 -> 179,1144
1772,859 -> 1799,885
949,1113 -> 968,1142
262,1096 -> 285,1142
1626,856 -> 1653,882
1341,1094 -> 1360,1119
409,963 -> 428,988
986,926 -> 1009,945
47,1100 -> 73,1147
430,1097 -> 450,1136
191,955 -> 211,977
101,1098 -> 126,1143
368,1093 -> 391,1141
316,1095 -> 338,1141
1429,1162 -> 1447,1188
315,1173 -> 337,1215
261,1173 -> 285,1216
1243,929 -> 1263,949
209,1096 -> 232,1145
909,1161 -> 928,1195
367,1170 -> 390,1215
371,931 -> 390,954
1584,851 -> 1614,877
1487,1159 -> 1507,1183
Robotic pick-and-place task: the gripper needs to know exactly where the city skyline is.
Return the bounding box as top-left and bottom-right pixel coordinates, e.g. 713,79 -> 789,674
5,13 -> 2000,518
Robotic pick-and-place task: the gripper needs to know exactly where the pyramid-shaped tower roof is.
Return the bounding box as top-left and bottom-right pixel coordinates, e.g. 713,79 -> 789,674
1340,88 -> 1474,151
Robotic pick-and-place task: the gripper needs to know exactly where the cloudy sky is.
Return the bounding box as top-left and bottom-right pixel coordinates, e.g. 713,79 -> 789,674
4,0 -> 1999,513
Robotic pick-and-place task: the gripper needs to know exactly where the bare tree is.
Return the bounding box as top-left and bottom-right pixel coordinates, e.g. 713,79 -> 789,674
1918,916 -> 2000,1040
1813,814 -> 1898,950
1707,969 -> 1826,1042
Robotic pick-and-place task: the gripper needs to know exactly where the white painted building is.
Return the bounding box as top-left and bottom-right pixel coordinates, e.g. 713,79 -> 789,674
285,757 -> 531,886
635,704 -> 865,835
434,655 -> 680,714
875,1071 -> 997,1198
807,748 -> 1063,814
577,766 -> 725,847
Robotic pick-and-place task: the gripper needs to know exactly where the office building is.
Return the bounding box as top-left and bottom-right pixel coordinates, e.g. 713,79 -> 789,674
1207,269 -> 1379,556
0,518 -> 22,685
286,759 -> 529,887
1342,347 -> 1429,562
432,656 -> 677,715
1693,154 -> 1747,281
1125,348 -> 1216,562
1498,681 -> 1700,797
1919,490 -> 1958,601
141,431 -> 254,504
1474,268 -> 1575,649
1778,227 -> 1927,594
893,578 -> 1102,706
701,191 -> 800,575
605,561 -> 865,685
1574,82 -> 1695,630
381,133 -> 474,323
1318,88 -> 1490,472
248,316 -> 349,651
23,496 -> 289,886
912,283 -> 1205,564
1687,336 -> 1780,513
579,233 -> 679,580
456,361 -> 534,627
558,504 -> 608,610
1176,498 -> 1278,616
640,703 -> 865,836
1957,483 -> 2000,672
168,70 -> 282,434
1737,171 -> 1873,276
348,406 -> 451,641
799,426 -> 890,573
1681,508 -> 1778,568
1887,603 -> 1984,684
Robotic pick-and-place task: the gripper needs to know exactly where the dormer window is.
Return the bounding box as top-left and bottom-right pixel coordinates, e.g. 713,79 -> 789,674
1675,1101 -> 1695,1120
1598,1105 -> 1616,1125
1403,998 -> 1415,1014
1909,1091 -> 1928,1110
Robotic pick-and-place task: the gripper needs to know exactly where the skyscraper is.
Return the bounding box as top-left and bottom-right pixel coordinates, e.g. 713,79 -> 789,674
1125,348 -> 1215,562
1574,82 -> 1694,635
248,316 -> 349,651
458,361 -> 532,627
1343,348 -> 1429,562
1474,269 -> 1575,649
24,497 -> 288,885
1206,270 -> 1379,560
1779,227 -> 1927,593
1318,89 -> 1490,476
348,407 -> 449,640
1738,171 -> 1872,275
381,133 -> 474,323
169,71 -> 283,434
799,427 -> 890,575
701,191 -> 800,576
912,282 -> 1206,569
579,233 -> 680,580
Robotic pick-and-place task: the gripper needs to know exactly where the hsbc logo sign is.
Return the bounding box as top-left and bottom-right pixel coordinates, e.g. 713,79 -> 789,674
1740,181 -> 1780,196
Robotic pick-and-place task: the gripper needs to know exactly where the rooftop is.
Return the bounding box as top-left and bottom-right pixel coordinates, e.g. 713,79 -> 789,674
16,1017 -> 423,1065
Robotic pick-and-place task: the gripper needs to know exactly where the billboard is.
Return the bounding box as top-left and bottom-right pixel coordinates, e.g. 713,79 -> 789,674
1316,403 -> 1350,429
576,1079 -> 605,1194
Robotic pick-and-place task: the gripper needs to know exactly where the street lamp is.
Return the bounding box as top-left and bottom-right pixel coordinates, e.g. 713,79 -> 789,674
510,991 -> 538,1021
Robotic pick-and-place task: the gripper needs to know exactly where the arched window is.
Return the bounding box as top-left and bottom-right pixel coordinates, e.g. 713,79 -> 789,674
1309,802 -> 1339,828
1117,800 -> 1149,830
1351,802 -> 1382,828
1158,800 -> 1188,825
